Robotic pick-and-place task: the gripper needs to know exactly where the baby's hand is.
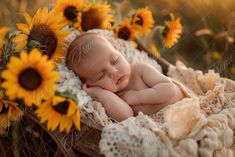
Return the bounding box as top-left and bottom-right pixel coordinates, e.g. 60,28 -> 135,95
82,83 -> 104,98
117,90 -> 140,105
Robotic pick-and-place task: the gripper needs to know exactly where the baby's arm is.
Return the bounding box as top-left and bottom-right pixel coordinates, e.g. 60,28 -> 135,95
82,84 -> 133,122
137,64 -> 178,105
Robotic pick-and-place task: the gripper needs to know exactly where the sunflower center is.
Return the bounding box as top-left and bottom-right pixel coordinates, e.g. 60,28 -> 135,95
64,6 -> 78,21
117,26 -> 131,40
18,68 -> 42,90
53,101 -> 69,115
81,9 -> 103,31
162,26 -> 169,37
0,104 -> 9,114
135,15 -> 144,26
28,24 -> 58,58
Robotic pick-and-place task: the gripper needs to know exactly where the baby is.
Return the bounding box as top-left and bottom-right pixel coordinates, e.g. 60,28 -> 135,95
66,32 -> 185,122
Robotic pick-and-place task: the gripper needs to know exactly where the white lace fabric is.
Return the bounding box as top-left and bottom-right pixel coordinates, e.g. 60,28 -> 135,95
57,29 -> 235,157
99,61 -> 235,157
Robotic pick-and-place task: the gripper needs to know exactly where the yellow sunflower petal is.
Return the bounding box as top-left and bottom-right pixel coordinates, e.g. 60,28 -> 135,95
79,2 -> 113,31
14,35 -> 28,50
52,96 -> 65,106
65,116 -> 73,133
0,27 -> 9,39
67,99 -> 77,116
59,116 -> 67,132
12,34 -> 28,42
36,101 -> 53,122
16,23 -> 30,34
1,70 -> 17,82
47,112 -> 61,131
114,19 -> 136,40
2,49 -> 59,107
73,112 -> 80,131
16,7 -> 69,60
132,7 -> 155,34
162,13 -> 182,48
23,13 -> 32,26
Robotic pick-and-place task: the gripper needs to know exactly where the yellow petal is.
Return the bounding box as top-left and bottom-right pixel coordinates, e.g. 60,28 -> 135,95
12,34 -> 28,42
23,13 -> 32,26
1,71 -> 17,82
16,24 -> 29,34
47,112 -> 58,130
65,117 -> 73,133
59,116 -> 67,132
48,113 -> 61,131
5,84 -> 18,98
73,113 -> 80,131
20,50 -> 29,63
52,96 -> 65,106
15,38 -> 27,50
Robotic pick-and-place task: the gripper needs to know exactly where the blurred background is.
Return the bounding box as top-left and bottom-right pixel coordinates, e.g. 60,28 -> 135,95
0,0 -> 235,79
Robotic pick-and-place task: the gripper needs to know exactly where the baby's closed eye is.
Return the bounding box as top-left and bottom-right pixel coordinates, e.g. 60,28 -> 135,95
98,73 -> 105,80
111,55 -> 119,65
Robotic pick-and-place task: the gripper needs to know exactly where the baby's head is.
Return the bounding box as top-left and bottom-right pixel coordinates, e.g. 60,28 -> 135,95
66,32 -> 131,93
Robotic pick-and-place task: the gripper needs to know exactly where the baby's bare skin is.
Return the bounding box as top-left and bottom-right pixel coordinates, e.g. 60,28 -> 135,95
66,32 -> 185,121
117,64 -> 185,116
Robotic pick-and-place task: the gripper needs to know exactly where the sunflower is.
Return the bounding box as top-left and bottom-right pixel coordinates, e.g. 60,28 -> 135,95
55,0 -> 84,25
0,91 -> 22,135
0,27 -> 9,57
76,2 -> 113,32
13,8 -> 69,61
114,19 -> 137,40
1,49 -> 60,106
162,13 -> 182,48
36,95 -> 80,133
132,7 -> 154,34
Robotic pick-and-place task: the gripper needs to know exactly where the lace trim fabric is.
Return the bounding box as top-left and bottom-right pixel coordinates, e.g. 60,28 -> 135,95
99,61 -> 235,157
56,29 -> 163,128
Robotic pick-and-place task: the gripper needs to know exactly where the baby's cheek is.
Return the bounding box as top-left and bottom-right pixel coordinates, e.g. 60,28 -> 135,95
107,80 -> 118,92
99,79 -> 116,91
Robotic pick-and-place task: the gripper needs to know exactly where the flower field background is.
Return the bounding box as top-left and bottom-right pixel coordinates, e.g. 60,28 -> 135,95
108,0 -> 235,80
1,0 -> 235,79
0,0 -> 235,156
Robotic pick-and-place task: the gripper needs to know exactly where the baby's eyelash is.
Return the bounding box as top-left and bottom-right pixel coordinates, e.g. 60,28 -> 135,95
112,56 -> 119,64
98,74 -> 105,80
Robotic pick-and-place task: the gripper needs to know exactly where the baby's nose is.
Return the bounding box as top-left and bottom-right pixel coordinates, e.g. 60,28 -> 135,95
109,67 -> 119,79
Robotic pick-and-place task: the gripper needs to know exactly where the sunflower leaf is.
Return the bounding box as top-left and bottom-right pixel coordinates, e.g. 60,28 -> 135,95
27,40 -> 41,51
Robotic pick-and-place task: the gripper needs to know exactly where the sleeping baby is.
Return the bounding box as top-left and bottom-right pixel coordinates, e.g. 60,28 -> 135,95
66,32 -> 185,122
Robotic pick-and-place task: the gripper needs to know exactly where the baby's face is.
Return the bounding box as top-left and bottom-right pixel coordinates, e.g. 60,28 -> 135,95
75,37 -> 131,93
